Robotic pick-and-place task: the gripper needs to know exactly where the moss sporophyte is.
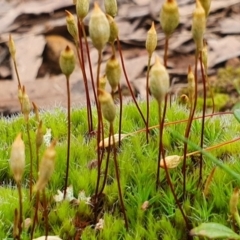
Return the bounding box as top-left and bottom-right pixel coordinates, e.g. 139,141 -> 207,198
3,0 -> 240,239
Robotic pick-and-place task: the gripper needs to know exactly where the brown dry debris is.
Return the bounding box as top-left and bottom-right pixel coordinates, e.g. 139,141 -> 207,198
0,0 -> 240,115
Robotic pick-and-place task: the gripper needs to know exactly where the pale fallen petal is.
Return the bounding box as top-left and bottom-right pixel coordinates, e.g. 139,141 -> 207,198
33,236 -> 62,240
78,190 -> 91,205
141,201 -> 149,211
160,155 -> 183,169
53,185 -> 75,202
98,134 -> 129,148
23,218 -> 32,230
95,218 -> 104,230
43,128 -> 52,146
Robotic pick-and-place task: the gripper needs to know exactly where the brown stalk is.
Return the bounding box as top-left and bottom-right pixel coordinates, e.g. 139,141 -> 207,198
36,146 -> 40,176
160,120 -> 191,238
203,40 -> 215,114
146,55 -> 152,144
79,21 -> 98,113
77,20 -> 93,134
116,37 -> 146,127
43,190 -> 49,240
26,120 -> 33,201
33,102 -> 41,174
117,83 -> 123,148
13,209 -> 19,239
94,50 -> 105,200
30,191 -> 40,239
203,166 -> 216,197
156,100 -> 163,189
12,58 -> 21,89
156,94 -> 168,189
120,111 -> 233,141
198,51 -> 206,186
110,122 -> 129,230
17,182 -> 23,239
186,136 -> 240,158
182,51 -> 199,199
109,41 -> 123,148
155,94 -> 193,238
163,37 -> 169,67
63,76 -> 71,199
98,129 -> 111,195
111,42 -> 116,58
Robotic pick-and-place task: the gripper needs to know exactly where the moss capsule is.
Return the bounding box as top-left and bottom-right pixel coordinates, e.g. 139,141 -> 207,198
149,56 -> 170,102
89,3 -> 110,51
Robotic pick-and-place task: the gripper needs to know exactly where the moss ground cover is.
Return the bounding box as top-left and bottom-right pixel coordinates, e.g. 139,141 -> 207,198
1,103 -> 240,239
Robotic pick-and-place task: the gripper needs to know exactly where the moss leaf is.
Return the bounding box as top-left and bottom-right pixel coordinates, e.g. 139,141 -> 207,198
190,223 -> 240,239
234,109 -> 240,123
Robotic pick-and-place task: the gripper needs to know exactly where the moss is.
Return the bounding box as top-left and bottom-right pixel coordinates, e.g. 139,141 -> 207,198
216,66 -> 240,94
197,93 -> 230,111
1,100 -> 240,238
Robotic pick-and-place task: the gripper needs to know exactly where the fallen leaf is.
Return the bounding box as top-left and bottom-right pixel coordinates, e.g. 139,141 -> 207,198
141,201 -> 149,211
78,190 -> 91,205
95,218 -> 104,230
220,17 -> 240,34
37,35 -> 77,78
53,185 -> 75,202
23,218 -> 32,230
11,34 -> 45,83
211,0 -> 240,13
99,134 -> 129,148
160,155 -> 183,169
208,36 -> 240,68
190,222 -> 240,239
33,236 -> 62,240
